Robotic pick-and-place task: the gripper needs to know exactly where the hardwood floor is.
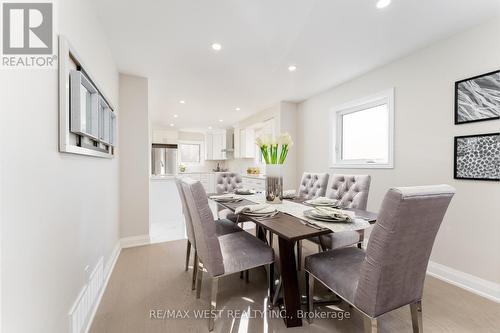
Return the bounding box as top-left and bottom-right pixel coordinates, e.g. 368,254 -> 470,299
90,237 -> 500,333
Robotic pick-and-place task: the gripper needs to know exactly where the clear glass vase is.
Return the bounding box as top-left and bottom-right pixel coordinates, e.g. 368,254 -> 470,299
265,164 -> 283,204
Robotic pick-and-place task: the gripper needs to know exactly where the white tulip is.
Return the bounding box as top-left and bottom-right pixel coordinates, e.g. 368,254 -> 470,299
278,132 -> 293,146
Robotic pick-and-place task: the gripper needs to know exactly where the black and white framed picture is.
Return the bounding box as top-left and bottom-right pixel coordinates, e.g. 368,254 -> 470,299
455,70 -> 500,124
454,133 -> 499,181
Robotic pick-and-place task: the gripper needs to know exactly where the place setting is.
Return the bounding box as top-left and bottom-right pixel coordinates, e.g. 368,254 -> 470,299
233,188 -> 257,195
234,203 -> 279,219
303,206 -> 354,223
208,193 -> 244,203
303,196 -> 341,208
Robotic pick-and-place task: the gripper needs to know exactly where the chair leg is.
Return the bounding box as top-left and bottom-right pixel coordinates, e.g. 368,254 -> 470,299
307,272 -> 315,324
358,230 -> 365,249
266,264 -> 273,299
244,269 -> 249,283
272,279 -> 282,308
185,240 -> 191,271
196,260 -> 203,299
410,300 -> 423,333
363,317 -> 378,333
297,240 -> 302,271
191,251 -> 198,290
208,277 -> 219,331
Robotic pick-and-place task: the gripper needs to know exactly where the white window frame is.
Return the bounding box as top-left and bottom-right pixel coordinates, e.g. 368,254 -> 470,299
178,140 -> 204,166
330,88 -> 394,169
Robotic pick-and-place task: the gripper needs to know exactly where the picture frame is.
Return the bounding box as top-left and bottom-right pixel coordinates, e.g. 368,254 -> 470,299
454,133 -> 499,181
454,70 -> 500,124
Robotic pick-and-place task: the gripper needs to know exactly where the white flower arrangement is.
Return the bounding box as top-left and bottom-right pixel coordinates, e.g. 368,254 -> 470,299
255,132 -> 293,164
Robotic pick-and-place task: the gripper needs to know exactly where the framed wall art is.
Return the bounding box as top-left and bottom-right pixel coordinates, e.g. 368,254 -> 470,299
455,70 -> 500,124
454,133 -> 499,181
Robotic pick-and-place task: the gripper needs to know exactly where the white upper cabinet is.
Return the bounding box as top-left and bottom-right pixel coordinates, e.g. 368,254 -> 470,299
233,126 -> 241,158
205,130 -> 227,160
239,128 -> 255,158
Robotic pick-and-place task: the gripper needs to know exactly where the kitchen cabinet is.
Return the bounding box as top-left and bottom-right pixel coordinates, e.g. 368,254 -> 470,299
233,126 -> 241,158
239,128 -> 255,158
205,130 -> 227,160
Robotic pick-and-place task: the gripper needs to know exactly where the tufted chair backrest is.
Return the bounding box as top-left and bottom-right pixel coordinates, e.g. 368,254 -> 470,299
216,172 -> 243,194
354,185 -> 455,317
298,173 -> 330,200
325,174 -> 371,210
181,178 -> 225,277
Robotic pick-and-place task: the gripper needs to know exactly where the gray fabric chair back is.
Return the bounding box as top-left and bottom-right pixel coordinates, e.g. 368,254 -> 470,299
174,177 -> 196,248
354,185 -> 455,317
216,172 -> 243,194
181,178 -> 225,276
326,174 -> 371,209
298,172 -> 329,200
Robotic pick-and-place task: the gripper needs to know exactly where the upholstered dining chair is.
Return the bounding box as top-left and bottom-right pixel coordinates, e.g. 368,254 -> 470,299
214,172 -> 248,223
305,185 -> 455,333
313,174 -> 371,251
297,172 -> 330,200
295,172 -> 330,268
175,177 -> 243,291
215,172 -> 243,193
181,178 -> 275,331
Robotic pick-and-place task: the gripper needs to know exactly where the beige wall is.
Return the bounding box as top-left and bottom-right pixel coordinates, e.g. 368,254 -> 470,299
297,19 -> 500,284
119,74 -> 150,238
0,0 -> 120,332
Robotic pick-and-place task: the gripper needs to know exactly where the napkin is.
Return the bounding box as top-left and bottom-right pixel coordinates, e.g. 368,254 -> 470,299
307,197 -> 338,205
283,190 -> 296,199
235,204 -> 276,215
313,207 -> 353,221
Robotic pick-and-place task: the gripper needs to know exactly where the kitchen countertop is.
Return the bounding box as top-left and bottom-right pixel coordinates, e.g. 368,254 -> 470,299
241,174 -> 266,179
151,175 -> 176,180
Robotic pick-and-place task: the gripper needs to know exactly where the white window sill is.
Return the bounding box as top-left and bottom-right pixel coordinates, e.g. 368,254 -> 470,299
330,163 -> 393,169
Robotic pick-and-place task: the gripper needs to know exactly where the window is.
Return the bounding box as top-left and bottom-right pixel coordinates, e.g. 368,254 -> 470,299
179,142 -> 202,164
331,89 -> 394,168
70,70 -> 99,139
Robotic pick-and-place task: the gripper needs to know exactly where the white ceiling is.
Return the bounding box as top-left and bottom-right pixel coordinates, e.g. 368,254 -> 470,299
93,0 -> 499,130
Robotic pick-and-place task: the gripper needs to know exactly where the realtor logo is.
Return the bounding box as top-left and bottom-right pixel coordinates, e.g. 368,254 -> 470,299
2,1 -> 55,67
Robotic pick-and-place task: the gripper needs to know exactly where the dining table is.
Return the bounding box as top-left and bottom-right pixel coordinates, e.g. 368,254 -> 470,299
208,193 -> 377,328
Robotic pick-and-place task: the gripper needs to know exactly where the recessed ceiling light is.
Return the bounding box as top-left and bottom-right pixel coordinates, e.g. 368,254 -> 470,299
169,123 -> 175,127
208,126 -> 213,130
219,119 -> 224,122
235,107 -> 241,111
288,65 -> 297,72
179,100 -> 185,104
376,0 -> 391,9
173,114 -> 179,118
211,43 -> 222,51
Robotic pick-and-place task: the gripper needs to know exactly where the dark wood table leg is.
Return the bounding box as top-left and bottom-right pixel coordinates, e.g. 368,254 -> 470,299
278,237 -> 302,327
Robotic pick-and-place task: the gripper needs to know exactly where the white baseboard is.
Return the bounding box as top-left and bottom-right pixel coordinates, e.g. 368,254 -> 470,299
427,261 -> 500,303
120,234 -> 151,248
82,242 -> 121,333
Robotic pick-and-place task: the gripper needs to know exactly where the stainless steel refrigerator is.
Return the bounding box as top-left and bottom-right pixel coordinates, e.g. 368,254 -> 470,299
152,144 -> 178,175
